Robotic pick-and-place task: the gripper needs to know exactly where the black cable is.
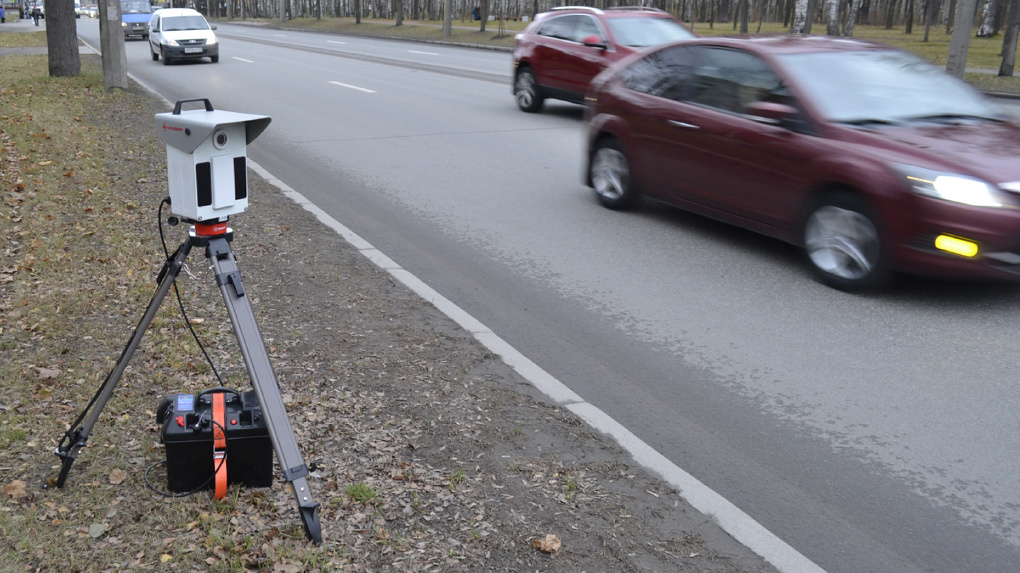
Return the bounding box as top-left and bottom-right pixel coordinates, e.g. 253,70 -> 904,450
157,199 -> 225,388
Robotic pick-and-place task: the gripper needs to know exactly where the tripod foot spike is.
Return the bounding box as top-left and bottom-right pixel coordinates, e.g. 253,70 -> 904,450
300,504 -> 322,545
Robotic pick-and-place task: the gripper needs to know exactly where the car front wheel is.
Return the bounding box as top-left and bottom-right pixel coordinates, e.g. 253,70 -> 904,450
803,192 -> 888,291
162,48 -> 171,66
514,68 -> 544,113
151,45 -> 159,61
589,138 -> 637,210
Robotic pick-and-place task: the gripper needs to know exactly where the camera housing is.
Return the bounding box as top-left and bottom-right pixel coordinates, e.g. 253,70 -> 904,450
156,99 -> 271,222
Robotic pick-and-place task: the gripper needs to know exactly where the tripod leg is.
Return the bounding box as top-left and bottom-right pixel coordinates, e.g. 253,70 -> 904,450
55,239 -> 193,486
203,236 -> 322,544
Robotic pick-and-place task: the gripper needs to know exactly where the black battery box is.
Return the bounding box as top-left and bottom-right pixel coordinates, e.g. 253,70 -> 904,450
157,388 -> 274,493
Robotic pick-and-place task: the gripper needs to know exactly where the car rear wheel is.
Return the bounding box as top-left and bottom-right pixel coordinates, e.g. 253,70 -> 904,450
589,138 -> 638,210
514,68 -> 544,113
803,192 -> 888,291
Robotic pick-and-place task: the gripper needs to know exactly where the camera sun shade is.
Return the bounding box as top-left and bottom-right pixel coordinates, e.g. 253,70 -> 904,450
156,99 -> 271,222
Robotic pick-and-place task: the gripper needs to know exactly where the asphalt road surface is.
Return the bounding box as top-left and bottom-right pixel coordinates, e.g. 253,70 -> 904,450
76,20 -> 1020,573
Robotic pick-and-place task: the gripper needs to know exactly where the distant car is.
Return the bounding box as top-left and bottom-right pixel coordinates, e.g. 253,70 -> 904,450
147,8 -> 218,65
511,6 -> 695,113
585,35 -> 1020,290
87,6 -> 98,18
121,0 -> 152,39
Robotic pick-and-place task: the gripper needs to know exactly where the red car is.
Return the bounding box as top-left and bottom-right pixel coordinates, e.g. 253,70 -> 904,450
512,6 -> 695,113
585,35 -> 1020,290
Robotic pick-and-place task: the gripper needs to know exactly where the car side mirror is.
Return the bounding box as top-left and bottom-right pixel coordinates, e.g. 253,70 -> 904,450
211,25 -> 217,30
746,101 -> 798,127
581,35 -> 607,49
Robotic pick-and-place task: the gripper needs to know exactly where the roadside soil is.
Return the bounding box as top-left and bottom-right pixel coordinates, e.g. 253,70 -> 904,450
0,50 -> 778,573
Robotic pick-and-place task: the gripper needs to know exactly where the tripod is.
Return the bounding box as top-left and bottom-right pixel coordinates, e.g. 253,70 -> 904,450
54,221 -> 322,544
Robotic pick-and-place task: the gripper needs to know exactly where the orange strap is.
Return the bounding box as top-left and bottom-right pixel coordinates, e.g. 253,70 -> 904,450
212,393 -> 227,499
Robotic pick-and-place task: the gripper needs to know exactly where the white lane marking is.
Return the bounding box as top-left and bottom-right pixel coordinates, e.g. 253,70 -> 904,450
233,57 -> 253,63
328,81 -> 375,93
327,40 -> 346,44
408,50 -> 439,56
246,159 -> 829,573
273,34 -> 286,37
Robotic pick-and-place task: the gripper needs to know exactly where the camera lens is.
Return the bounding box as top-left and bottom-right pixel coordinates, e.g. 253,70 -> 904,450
213,130 -> 228,149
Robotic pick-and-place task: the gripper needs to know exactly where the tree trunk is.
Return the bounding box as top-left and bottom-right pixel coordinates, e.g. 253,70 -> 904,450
825,0 -> 839,34
906,0 -> 915,32
739,0 -> 749,31
978,0 -> 997,35
44,0 -> 81,77
946,0 -> 978,76
845,0 -> 860,34
790,0 -> 809,31
395,0 -> 403,24
1000,0 -> 1019,75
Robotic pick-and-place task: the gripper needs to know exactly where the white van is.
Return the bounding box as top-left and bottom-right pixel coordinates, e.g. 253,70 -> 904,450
147,8 -> 218,65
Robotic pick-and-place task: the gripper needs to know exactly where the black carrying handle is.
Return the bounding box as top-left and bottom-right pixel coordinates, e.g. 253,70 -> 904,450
172,98 -> 215,115
197,387 -> 242,404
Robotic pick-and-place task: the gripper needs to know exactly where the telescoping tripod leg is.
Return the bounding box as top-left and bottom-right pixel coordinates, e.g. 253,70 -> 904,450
55,239 -> 194,487
202,234 -> 322,544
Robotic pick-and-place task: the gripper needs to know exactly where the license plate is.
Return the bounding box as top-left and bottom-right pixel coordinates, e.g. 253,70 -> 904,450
184,47 -> 202,54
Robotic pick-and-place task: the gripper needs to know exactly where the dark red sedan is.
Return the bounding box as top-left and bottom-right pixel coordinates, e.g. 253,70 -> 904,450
585,35 -> 1020,290
512,6 -> 695,113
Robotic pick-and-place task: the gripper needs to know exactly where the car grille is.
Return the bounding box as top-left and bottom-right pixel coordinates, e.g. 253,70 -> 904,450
179,39 -> 206,46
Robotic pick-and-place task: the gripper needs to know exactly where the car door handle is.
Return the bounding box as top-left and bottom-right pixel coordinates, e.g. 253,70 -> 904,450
668,120 -> 699,130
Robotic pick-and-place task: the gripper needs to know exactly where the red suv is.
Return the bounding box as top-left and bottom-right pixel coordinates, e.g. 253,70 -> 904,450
512,6 -> 695,113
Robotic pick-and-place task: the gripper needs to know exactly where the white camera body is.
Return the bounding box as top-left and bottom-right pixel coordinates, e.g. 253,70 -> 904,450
156,100 -> 271,222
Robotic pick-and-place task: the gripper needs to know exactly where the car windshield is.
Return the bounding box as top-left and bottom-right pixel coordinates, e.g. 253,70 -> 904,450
605,17 -> 695,48
163,15 -> 209,31
777,49 -> 1001,125
121,0 -> 151,14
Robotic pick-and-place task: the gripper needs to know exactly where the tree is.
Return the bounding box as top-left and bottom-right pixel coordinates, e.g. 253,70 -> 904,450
1000,0 -> 1020,75
946,0 -> 978,76
825,0 -> 839,35
790,0 -> 809,31
43,0 -> 81,77
845,0 -> 861,34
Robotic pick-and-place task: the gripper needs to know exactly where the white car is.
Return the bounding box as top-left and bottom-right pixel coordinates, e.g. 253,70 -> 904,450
147,8 -> 218,65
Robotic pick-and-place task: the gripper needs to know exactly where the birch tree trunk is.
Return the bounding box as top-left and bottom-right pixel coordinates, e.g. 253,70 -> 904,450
946,0 -> 978,76
1000,0 -> 1019,75
790,0 -> 809,31
845,0 -> 860,34
978,0 -> 997,35
825,0 -> 839,34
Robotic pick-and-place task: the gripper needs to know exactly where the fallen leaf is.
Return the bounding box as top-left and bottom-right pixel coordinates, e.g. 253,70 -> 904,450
531,533 -> 562,553
89,523 -> 109,538
35,367 -> 60,380
3,480 -> 27,501
110,469 -> 128,485
160,554 -> 172,563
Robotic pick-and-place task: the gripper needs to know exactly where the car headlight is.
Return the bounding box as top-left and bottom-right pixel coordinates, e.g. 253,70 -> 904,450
206,36 -> 217,45
121,21 -> 126,27
891,163 -> 1011,208
166,38 -> 179,47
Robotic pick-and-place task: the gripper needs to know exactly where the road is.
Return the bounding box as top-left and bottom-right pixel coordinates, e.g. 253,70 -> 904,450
77,20 -> 1020,573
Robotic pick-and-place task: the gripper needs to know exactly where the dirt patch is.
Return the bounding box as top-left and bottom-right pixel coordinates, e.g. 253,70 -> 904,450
0,56 -> 777,572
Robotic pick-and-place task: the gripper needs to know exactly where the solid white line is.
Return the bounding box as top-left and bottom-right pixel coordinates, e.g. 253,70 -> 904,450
327,40 -> 346,44
408,50 -> 439,56
246,159 -> 829,573
328,81 -> 375,93
233,57 -> 254,63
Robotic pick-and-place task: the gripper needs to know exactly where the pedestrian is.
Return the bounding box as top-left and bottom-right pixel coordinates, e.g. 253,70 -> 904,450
31,5 -> 40,25
0,5 -> 6,23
